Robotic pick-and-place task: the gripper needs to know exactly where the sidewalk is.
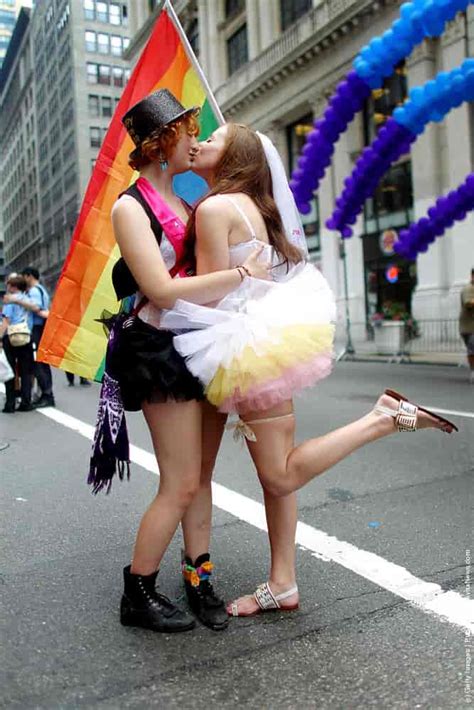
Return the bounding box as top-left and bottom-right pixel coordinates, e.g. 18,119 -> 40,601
335,340 -> 465,366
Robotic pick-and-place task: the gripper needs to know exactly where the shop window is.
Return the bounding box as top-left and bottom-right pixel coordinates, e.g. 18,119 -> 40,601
227,24 -> 248,76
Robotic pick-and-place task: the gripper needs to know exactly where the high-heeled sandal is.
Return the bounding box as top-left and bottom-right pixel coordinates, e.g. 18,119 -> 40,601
374,389 -> 458,433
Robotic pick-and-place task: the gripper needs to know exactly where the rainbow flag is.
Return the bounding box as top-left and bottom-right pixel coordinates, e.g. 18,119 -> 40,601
38,1 -> 222,381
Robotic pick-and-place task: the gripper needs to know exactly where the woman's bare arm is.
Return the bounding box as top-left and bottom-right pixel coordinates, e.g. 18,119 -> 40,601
113,197 -> 258,309
195,199 -> 232,275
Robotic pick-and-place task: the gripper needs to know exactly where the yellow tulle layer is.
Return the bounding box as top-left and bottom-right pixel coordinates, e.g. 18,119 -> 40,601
205,322 -> 335,406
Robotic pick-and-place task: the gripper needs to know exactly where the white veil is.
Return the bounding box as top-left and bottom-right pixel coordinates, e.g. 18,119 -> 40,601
256,131 -> 309,259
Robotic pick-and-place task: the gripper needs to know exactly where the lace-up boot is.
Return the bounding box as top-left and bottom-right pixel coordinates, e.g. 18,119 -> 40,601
121,565 -> 195,632
182,553 -> 229,631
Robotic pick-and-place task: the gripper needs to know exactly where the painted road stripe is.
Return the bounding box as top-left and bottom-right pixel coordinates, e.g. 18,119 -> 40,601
34,406 -> 474,633
423,406 -> 474,420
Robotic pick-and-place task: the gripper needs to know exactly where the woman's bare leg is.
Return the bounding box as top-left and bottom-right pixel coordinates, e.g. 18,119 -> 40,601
227,411 -> 299,615
181,401 -> 227,560
242,392 -> 453,498
131,399 -> 202,575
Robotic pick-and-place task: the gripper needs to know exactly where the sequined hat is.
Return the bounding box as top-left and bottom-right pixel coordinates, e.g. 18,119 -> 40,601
122,89 -> 199,146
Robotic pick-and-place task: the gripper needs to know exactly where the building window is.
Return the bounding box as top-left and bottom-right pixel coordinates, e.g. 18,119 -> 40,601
91,158 -> 96,173
101,96 -> 112,117
84,0 -> 95,20
51,150 -> 61,176
363,64 -> 408,145
90,126 -> 101,148
364,162 -> 413,234
225,0 -> 244,18
187,20 -> 199,56
109,3 -> 121,25
280,0 -> 312,31
98,64 -> 111,85
287,113 -> 320,259
88,94 -> 100,117
87,63 -> 98,83
97,32 -> 109,53
85,30 -> 96,52
110,35 -> 122,56
112,66 -> 123,87
227,24 -> 248,76
96,1 -> 108,22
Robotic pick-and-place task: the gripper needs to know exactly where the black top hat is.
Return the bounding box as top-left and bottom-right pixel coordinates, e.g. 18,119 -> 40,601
122,89 -> 199,146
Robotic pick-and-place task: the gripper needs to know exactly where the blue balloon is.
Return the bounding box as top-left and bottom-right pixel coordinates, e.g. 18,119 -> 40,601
422,2 -> 445,36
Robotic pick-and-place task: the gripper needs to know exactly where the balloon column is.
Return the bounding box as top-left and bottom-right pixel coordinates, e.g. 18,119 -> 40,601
289,0 -> 474,260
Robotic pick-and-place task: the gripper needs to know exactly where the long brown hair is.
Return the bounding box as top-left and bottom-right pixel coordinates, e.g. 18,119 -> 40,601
186,123 -> 303,268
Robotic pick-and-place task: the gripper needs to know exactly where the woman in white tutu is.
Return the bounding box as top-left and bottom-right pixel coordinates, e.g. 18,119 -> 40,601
162,124 -> 457,616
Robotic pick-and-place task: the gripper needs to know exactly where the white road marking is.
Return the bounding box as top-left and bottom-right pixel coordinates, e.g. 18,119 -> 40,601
30,406 -> 474,634
423,406 -> 474,420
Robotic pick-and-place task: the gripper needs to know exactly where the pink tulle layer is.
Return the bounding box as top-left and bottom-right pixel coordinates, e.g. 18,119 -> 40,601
218,351 -> 333,414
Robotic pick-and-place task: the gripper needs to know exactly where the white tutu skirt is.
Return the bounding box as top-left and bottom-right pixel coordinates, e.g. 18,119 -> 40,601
160,262 -> 337,413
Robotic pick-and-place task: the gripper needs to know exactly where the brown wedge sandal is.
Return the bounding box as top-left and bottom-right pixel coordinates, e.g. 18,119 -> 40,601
379,389 -> 458,433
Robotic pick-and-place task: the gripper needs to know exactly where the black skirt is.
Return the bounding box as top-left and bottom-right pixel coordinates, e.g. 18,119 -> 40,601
107,314 -> 204,411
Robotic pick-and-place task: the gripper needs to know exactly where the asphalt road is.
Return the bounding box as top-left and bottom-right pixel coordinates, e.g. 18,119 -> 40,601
1,362 -> 473,709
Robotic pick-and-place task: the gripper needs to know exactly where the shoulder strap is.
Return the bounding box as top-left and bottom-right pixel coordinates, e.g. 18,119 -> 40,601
120,183 -> 162,245
218,195 -> 256,238
36,284 -> 47,309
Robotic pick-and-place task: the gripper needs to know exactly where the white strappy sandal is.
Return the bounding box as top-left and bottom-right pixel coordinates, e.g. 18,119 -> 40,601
229,582 -> 299,617
375,389 -> 458,433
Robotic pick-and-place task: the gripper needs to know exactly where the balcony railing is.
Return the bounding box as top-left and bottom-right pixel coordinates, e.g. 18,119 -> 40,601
214,0 -> 375,109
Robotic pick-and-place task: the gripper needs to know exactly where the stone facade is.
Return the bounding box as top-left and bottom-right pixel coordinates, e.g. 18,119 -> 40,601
125,0 -> 474,336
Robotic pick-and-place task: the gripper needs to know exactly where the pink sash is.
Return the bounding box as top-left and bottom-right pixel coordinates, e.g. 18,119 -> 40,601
135,176 -> 194,278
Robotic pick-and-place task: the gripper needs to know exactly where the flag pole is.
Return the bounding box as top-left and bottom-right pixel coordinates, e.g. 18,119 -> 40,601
164,0 -> 225,125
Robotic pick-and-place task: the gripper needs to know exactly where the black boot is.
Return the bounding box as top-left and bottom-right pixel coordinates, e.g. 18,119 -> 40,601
182,553 -> 229,631
121,565 -> 195,633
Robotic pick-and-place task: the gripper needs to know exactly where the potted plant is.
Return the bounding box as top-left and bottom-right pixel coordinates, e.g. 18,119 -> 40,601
370,302 -> 420,355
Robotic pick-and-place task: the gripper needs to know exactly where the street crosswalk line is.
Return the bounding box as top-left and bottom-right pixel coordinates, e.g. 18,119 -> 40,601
34,405 -> 474,635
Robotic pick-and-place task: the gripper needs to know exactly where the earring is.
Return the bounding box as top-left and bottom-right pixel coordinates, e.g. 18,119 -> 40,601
159,157 -> 168,172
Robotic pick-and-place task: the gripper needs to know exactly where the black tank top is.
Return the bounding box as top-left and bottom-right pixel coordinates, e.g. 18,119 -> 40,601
111,183 -> 163,300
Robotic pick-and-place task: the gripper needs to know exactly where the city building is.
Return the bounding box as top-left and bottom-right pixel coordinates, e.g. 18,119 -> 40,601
0,6 -> 35,294
1,0 -> 131,292
0,0 -> 33,68
126,0 -> 474,342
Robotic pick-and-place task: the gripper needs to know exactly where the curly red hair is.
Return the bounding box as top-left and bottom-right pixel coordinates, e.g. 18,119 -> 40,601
128,112 -> 200,170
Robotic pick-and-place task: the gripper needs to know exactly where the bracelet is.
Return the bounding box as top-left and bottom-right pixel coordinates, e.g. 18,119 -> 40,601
235,266 -> 245,282
236,264 -> 252,278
